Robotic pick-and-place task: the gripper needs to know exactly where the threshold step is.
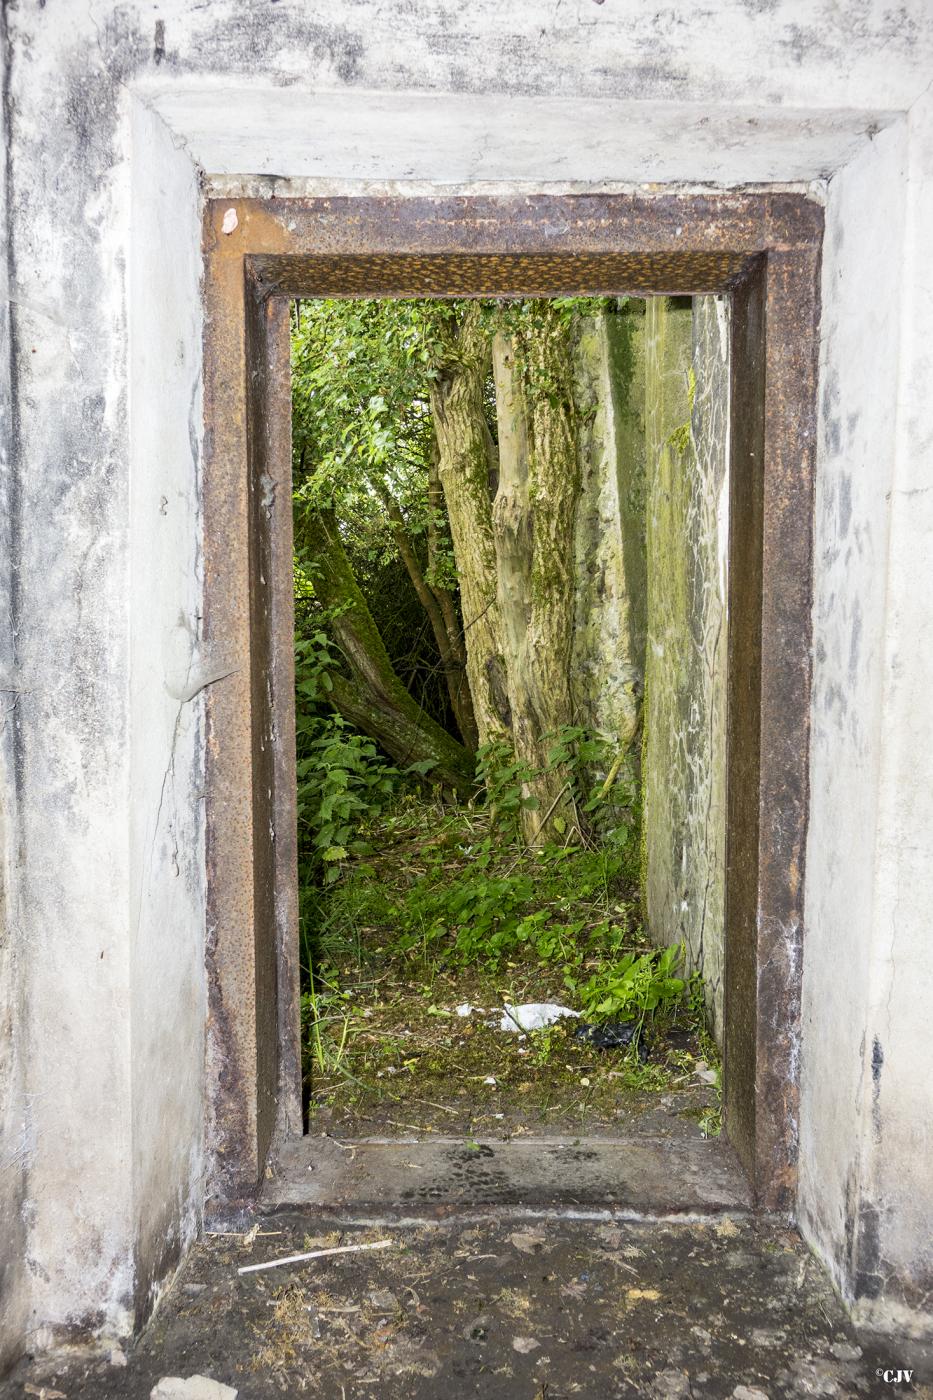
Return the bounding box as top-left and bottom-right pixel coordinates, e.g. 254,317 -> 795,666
263,1133 -> 752,1217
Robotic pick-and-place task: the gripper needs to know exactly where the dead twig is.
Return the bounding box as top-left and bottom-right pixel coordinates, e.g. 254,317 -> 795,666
527,780 -> 575,847
413,1096 -> 460,1115
322,1132 -> 357,1161
238,1239 -> 394,1276
206,1229 -> 283,1238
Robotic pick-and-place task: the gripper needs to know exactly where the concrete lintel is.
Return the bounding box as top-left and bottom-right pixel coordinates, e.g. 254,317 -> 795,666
143,85 -> 896,188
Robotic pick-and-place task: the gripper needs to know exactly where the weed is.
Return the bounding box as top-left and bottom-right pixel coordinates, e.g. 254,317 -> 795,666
294,628 -> 399,892
566,942 -> 687,1036
696,1104 -> 723,1138
298,720 -> 719,1133
300,965 -> 356,1082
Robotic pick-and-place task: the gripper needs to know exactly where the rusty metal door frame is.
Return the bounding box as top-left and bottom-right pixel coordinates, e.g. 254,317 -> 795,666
201,193 -> 822,1216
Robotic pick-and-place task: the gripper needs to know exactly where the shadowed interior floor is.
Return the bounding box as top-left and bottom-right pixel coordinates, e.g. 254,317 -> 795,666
4,1215 -> 932,1398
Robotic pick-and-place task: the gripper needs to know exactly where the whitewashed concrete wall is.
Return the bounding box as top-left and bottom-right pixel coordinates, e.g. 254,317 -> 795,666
643,297 -> 730,1040
3,0 -> 933,1365
801,97 -> 933,1337
0,4 -> 28,1368
128,99 -> 206,1328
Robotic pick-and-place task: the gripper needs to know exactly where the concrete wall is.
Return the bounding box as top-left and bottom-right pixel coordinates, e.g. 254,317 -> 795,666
128,100 -> 206,1327
3,2 -> 207,1356
800,99 -> 933,1337
643,297 -> 730,1039
0,1 -> 28,1367
3,0 -> 933,1365
5,4 -> 136,1351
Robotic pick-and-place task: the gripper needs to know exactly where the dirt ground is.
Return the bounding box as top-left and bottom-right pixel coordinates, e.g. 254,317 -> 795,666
299,790 -> 718,1143
4,1214 -> 932,1399
307,982 -> 721,1141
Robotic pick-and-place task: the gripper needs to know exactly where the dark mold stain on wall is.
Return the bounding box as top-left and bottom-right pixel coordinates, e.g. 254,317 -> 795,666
870,1035 -> 883,1143
854,1200 -> 884,1301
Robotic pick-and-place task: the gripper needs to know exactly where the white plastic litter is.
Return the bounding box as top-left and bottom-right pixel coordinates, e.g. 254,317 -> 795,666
496,1003 -> 580,1032
455,1003 -> 476,1017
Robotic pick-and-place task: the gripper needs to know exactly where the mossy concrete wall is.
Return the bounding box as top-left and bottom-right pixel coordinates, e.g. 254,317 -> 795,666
643,297 -> 730,1040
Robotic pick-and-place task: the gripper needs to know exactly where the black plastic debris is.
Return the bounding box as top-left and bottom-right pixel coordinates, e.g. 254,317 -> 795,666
574,1020 -> 649,1061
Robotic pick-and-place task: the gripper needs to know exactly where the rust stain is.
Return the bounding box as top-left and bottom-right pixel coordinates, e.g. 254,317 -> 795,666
202,192 -> 823,1217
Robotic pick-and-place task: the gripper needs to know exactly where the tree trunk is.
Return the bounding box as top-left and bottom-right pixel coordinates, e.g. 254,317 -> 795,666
569,308 -> 647,785
492,304 -> 581,844
429,303 -> 510,748
299,508 -> 475,794
376,483 -> 479,751
426,450 -> 471,703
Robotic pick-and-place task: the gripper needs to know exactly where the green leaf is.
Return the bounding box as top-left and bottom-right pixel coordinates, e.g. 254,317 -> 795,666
404,758 -> 439,776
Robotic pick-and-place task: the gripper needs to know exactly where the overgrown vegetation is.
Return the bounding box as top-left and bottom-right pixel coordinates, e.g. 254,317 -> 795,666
291,296 -> 722,1141
296,708 -> 720,1136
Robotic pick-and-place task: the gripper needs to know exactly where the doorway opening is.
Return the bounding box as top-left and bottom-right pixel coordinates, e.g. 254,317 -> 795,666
201,195 -> 821,1221
291,292 -> 725,1158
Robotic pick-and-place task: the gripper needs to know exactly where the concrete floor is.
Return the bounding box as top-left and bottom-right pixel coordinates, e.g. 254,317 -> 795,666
4,1212 -> 932,1398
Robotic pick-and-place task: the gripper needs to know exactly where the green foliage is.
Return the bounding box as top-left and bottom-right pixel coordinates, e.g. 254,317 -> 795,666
298,733 -> 719,1129
291,298 -> 468,736
301,964 -> 353,1079
688,971 -> 723,1136
294,629 -> 399,888
291,298 -> 469,586
544,724 -> 639,837
308,727 -> 655,1004
400,867 -> 537,962
290,296 -> 718,1124
292,298 -> 436,518
566,942 -> 686,1029
694,1103 -> 723,1139
298,721 -> 398,876
477,725 -> 640,848
475,740 -> 539,827
365,727 -> 643,972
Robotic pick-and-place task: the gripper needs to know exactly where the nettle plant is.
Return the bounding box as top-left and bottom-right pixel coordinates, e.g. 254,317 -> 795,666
566,942 -> 687,1033
294,627 -> 400,885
